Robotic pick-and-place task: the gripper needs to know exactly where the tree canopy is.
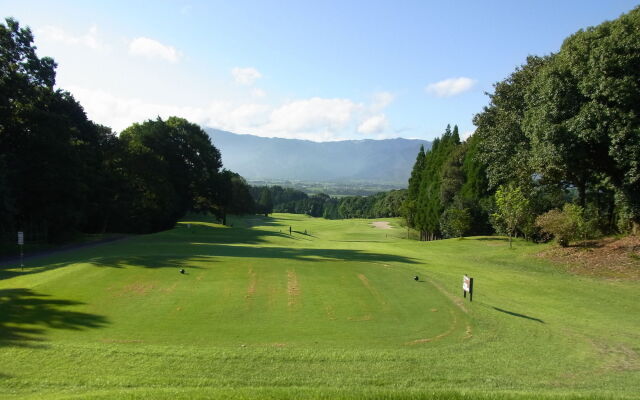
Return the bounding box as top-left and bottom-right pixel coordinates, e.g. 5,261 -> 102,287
0,17 -> 252,246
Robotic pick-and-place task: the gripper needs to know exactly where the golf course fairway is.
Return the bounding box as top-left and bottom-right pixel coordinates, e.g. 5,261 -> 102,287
1,214 -> 638,399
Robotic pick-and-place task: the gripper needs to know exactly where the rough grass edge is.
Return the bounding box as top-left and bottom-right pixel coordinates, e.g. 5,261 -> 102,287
9,387 -> 637,400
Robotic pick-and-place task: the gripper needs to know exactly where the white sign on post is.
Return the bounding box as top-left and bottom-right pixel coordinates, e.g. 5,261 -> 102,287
18,231 -> 24,245
462,275 -> 473,302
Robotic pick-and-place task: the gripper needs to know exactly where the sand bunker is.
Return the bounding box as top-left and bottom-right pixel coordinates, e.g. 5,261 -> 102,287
371,221 -> 392,229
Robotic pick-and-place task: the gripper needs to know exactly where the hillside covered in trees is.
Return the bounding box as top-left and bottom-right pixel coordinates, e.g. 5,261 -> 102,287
403,7 -> 640,243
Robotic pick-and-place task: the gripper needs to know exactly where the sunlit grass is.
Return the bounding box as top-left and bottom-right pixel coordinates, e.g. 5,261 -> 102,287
0,214 -> 638,399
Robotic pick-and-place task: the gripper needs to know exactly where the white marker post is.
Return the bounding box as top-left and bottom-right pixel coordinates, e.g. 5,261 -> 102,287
462,274 -> 474,302
17,231 -> 24,271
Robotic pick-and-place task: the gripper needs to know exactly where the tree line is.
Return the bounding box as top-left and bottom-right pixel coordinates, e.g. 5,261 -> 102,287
403,7 -> 640,243
248,185 -> 406,220
0,18 -> 254,244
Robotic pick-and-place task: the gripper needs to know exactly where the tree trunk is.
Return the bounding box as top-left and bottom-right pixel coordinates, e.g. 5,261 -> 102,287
508,233 -> 513,249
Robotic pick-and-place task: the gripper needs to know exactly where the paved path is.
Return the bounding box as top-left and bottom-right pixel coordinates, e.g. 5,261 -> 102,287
0,235 -> 129,266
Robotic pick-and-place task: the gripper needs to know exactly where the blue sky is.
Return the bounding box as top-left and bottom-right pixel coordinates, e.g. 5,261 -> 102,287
1,0 -> 637,141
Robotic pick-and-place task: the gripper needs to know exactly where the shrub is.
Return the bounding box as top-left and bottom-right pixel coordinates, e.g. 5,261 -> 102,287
440,208 -> 471,238
535,203 -> 586,247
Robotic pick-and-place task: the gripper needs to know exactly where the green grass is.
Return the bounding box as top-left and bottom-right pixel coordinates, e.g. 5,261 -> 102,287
0,214 -> 638,399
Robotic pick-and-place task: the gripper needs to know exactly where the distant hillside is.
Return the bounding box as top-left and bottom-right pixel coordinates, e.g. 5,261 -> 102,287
206,129 -> 431,185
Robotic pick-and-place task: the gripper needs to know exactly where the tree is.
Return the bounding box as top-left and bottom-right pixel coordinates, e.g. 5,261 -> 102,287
214,170 -> 254,225
493,185 -> 530,248
0,18 -> 123,241
415,125 -> 460,240
165,116 -> 222,213
118,117 -> 223,232
403,145 -> 426,230
439,144 -> 465,206
258,188 -> 273,217
525,8 -> 640,233
440,208 -> 471,238
474,56 -> 549,190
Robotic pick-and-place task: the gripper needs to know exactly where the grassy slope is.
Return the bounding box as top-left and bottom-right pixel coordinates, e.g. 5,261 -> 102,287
0,214 -> 638,399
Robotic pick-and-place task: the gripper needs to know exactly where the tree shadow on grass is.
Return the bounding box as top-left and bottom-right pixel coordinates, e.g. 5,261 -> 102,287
72,244 -> 419,270
331,240 -> 392,243
0,226 -> 288,280
0,253 -> 200,281
0,288 -> 109,348
492,306 -> 544,323
189,243 -> 419,264
86,255 -> 212,270
168,224 -> 295,245
223,215 -> 286,229
1,224 -> 417,279
292,230 -> 318,238
472,237 -> 508,242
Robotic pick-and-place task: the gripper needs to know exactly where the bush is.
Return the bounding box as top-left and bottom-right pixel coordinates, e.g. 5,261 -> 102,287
535,204 -> 587,247
440,208 -> 471,238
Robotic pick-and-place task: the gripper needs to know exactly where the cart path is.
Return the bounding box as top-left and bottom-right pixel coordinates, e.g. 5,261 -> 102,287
0,235 -> 130,266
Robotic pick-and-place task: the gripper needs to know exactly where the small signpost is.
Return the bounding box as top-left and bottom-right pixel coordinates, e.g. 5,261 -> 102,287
18,231 -> 24,271
462,274 -> 474,302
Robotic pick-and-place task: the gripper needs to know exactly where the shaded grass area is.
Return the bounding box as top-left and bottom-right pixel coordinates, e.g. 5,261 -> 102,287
0,213 -> 638,399
0,288 -> 108,347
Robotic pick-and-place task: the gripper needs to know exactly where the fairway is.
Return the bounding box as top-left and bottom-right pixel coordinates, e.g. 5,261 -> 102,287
1,214 -> 639,399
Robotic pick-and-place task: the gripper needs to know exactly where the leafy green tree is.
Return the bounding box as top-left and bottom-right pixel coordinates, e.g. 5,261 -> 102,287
322,200 -> 340,219
459,134 -> 492,235
474,56 -> 548,190
525,8 -> 640,232
215,170 -> 254,225
493,184 -> 531,248
165,116 -> 222,213
440,207 -> 471,238
258,188 -> 273,216
118,117 -> 223,232
0,18 -> 125,241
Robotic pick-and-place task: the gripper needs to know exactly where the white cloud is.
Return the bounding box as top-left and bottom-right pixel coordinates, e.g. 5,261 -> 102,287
66,86 -> 269,133
36,25 -> 102,49
371,91 -> 395,111
66,86 -> 394,141
232,67 -> 262,85
357,114 -> 388,134
267,97 -> 359,134
426,77 -> 476,97
251,88 -> 266,98
128,37 -> 181,63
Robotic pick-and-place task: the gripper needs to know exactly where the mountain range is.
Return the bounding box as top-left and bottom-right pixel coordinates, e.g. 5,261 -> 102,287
206,129 -> 431,185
